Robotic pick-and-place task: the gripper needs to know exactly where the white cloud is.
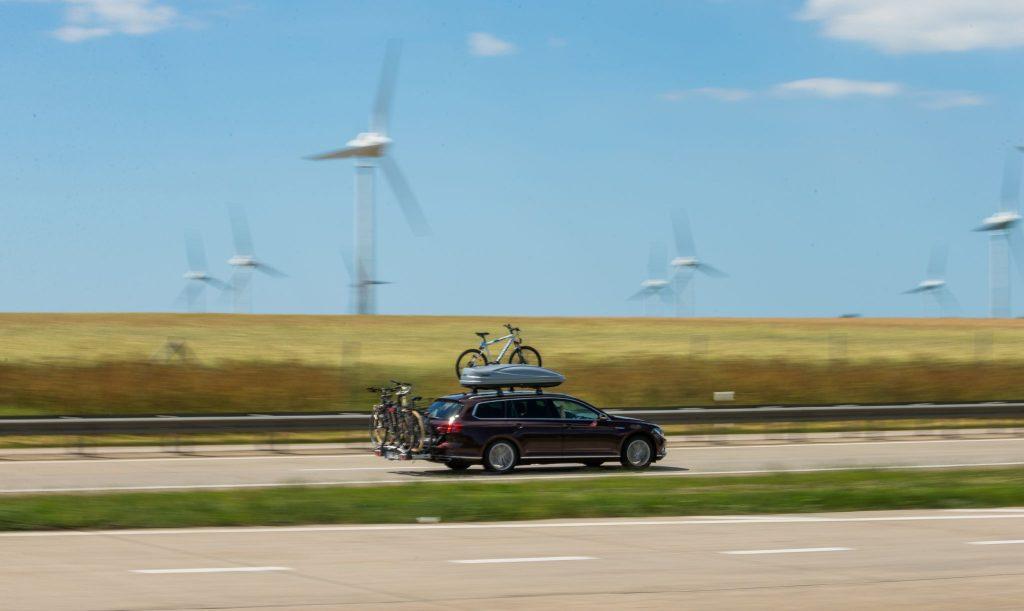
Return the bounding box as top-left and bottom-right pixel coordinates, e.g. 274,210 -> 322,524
468,32 -> 517,57
661,87 -> 752,102
918,90 -> 987,109
798,0 -> 1024,53
51,0 -> 179,43
662,77 -> 985,110
774,77 -> 904,98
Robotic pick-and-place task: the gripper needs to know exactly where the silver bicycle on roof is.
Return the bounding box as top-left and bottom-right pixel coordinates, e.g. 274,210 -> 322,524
455,323 -> 542,377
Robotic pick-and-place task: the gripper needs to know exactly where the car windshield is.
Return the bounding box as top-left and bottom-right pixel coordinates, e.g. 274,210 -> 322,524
426,400 -> 462,419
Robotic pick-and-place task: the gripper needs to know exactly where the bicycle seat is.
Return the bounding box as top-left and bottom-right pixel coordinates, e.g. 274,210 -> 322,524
475,331 -> 490,338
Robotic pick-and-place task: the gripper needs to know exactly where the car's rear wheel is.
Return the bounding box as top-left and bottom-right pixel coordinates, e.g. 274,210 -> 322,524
483,440 -> 518,474
445,460 -> 470,471
620,436 -> 654,469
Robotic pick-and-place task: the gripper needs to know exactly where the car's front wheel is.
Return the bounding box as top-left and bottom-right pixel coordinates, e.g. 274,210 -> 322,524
483,440 -> 518,474
620,436 -> 654,469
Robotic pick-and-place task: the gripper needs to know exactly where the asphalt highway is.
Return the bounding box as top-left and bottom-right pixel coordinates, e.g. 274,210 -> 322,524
1,437 -> 1022,494
3,508 -> 1024,609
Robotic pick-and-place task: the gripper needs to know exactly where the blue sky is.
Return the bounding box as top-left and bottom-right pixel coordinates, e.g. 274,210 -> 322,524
3,0 -> 1024,317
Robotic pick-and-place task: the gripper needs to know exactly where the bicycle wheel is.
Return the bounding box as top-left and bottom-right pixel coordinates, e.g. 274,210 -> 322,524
403,410 -> 425,452
369,406 -> 388,447
455,348 -> 489,377
508,345 -> 542,367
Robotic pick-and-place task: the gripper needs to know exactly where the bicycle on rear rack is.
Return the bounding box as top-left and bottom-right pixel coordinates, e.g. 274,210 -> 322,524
455,323 -> 542,377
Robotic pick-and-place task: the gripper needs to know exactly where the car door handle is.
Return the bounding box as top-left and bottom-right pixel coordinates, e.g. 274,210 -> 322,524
514,422 -> 523,430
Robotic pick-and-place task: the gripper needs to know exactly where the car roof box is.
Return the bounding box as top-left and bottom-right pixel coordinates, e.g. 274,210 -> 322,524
459,364 -> 565,390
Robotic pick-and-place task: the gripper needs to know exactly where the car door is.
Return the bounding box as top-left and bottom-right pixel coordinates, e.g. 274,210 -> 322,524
555,399 -> 620,456
507,398 -> 562,457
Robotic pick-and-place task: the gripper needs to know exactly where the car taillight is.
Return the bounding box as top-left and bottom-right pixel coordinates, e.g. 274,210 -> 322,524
437,416 -> 462,434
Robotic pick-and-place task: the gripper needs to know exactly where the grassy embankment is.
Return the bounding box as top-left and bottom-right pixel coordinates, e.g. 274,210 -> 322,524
1,468 -> 1023,531
2,313 -> 1024,416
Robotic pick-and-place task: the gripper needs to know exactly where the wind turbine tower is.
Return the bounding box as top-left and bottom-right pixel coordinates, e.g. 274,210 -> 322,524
308,40 -> 429,315
975,147 -> 1024,318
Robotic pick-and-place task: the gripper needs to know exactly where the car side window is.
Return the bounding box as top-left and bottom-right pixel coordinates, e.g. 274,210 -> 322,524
554,400 -> 599,421
474,401 -> 508,419
509,398 -> 559,419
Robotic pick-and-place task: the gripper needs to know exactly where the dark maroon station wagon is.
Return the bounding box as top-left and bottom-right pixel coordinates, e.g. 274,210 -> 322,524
424,391 -> 667,473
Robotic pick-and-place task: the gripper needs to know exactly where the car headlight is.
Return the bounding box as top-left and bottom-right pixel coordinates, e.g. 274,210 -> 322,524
652,426 -> 665,438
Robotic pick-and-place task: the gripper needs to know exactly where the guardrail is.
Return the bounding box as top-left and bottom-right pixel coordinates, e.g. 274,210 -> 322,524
1,402 -> 1023,436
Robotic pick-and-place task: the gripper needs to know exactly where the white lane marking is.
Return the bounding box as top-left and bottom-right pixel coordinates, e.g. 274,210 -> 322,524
2,436 -> 1021,466
722,547 -> 851,555
299,467 -> 416,472
451,556 -> 595,564
946,508 -> 1024,513
132,566 -> 291,574
0,454 -> 372,466
968,540 -> 1024,545
5,512 -> 1024,538
686,438 -> 1024,451
6,460 -> 1024,494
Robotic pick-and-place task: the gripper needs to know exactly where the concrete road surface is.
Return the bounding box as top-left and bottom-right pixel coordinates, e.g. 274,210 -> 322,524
3,508 -> 1024,609
1,437 -> 1022,494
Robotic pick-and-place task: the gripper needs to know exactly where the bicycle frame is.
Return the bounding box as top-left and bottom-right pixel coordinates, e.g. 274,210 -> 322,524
478,331 -> 520,363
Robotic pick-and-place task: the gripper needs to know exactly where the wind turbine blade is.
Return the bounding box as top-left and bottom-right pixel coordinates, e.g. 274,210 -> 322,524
696,262 -> 728,278
627,287 -> 654,301
903,286 -> 928,294
340,248 -> 357,283
1000,146 -> 1023,213
380,155 -> 430,236
255,262 -> 287,278
934,286 -> 961,316
372,39 -> 402,135
202,277 -> 230,291
647,241 -> 667,280
228,205 -> 254,256
926,244 -> 948,279
185,230 -> 207,272
671,209 -> 696,256
657,286 -> 676,304
1007,228 -> 1024,282
174,284 -> 193,308
306,147 -> 364,161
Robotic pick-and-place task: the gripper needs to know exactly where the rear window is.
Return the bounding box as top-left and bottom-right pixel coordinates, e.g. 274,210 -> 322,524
426,400 -> 463,419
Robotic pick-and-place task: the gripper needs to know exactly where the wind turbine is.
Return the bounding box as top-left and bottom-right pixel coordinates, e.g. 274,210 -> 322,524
227,206 -> 286,313
628,242 -> 675,316
904,244 -> 959,316
974,146 -> 1024,318
669,209 -> 727,316
307,40 -> 429,315
178,230 -> 228,313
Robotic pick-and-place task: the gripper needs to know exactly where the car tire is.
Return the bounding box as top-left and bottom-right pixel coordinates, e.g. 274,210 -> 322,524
445,460 -> 470,471
620,436 -> 654,469
583,460 -> 605,468
482,440 -> 518,474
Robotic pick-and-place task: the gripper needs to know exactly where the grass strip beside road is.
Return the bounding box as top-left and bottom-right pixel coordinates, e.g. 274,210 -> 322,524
2,468 -> 1023,531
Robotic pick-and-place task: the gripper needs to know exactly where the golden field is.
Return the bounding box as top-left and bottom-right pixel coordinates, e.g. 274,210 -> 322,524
1,314 -> 1023,415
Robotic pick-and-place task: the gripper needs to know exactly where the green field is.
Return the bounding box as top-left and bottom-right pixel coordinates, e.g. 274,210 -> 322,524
1,468 -> 1022,531
1,313 -> 1023,415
